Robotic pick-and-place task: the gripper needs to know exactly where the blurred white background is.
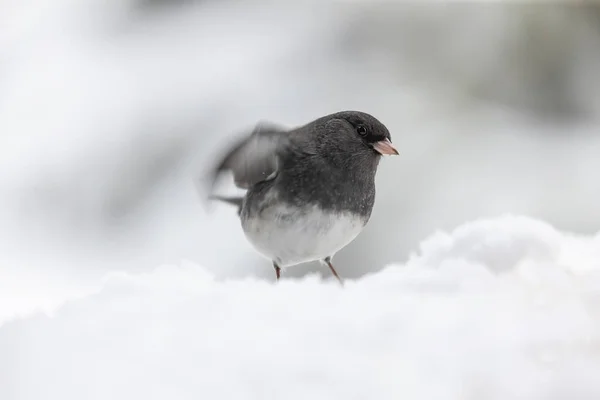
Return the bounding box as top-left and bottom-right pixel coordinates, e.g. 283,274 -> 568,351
2,0 -> 600,316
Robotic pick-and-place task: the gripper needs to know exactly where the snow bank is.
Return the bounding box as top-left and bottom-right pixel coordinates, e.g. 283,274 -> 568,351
2,215 -> 600,400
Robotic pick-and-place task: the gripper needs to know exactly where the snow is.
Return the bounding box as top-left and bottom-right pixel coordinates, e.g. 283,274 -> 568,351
2,215 -> 600,400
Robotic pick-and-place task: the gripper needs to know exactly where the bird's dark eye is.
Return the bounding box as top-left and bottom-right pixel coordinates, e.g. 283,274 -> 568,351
356,124 -> 368,137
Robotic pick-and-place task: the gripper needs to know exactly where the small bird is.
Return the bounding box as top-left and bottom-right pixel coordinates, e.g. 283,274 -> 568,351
205,111 -> 398,284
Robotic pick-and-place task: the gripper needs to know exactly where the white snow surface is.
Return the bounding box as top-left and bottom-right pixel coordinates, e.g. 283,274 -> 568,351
2,215 -> 600,400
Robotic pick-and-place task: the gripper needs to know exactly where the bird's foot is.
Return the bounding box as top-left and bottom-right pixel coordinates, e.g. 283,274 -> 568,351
273,262 -> 281,281
323,257 -> 344,286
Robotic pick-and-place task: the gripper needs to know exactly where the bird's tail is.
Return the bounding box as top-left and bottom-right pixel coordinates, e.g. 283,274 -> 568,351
209,195 -> 244,215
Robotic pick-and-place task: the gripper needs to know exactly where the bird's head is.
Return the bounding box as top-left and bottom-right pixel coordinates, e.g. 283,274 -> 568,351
313,111 -> 398,167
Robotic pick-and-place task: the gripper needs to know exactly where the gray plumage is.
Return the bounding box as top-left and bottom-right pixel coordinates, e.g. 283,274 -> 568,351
205,110 -> 398,283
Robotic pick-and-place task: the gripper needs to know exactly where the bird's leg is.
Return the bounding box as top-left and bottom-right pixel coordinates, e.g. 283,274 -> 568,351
273,262 -> 281,281
323,256 -> 343,286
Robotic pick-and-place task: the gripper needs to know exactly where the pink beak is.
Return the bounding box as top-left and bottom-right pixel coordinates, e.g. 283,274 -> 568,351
372,138 -> 399,156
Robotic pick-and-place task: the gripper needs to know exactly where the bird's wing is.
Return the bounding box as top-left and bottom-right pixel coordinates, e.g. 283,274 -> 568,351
207,122 -> 290,191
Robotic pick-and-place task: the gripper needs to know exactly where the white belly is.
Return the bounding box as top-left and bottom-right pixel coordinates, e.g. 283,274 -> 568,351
242,203 -> 367,268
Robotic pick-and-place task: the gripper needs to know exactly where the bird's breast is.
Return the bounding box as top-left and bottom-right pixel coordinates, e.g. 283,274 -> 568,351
241,202 -> 367,268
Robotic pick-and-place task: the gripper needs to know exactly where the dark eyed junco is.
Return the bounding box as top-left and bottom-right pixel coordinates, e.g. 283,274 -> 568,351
205,111 -> 398,284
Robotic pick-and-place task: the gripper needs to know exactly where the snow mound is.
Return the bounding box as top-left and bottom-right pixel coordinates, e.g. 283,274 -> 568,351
2,215 -> 600,400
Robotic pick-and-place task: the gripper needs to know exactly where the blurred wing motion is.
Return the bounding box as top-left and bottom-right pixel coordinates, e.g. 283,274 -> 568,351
204,122 -> 289,209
